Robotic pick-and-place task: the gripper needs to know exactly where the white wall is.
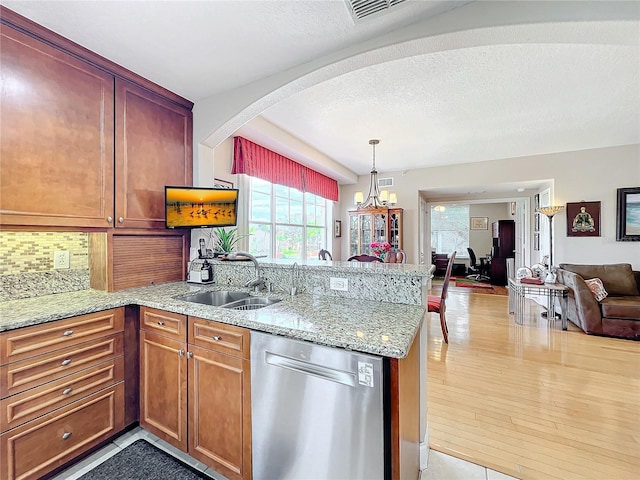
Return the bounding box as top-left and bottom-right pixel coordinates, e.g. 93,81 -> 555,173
209,139 -> 639,269
340,144 -> 640,269
469,203 -> 511,261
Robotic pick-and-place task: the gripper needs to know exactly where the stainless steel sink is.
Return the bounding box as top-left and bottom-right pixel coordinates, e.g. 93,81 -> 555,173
222,297 -> 282,311
178,290 -> 251,307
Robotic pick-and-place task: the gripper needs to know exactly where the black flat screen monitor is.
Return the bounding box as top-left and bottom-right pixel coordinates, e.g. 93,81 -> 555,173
165,186 -> 239,229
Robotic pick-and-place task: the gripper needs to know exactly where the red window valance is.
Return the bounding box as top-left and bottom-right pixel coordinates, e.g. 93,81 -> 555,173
303,165 -> 339,202
232,136 -> 338,202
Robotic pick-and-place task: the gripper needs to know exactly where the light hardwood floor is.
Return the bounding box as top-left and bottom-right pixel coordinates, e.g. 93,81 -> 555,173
426,286 -> 640,480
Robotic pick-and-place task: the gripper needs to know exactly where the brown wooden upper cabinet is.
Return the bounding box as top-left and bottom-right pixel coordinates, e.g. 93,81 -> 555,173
115,79 -> 192,229
0,8 -> 193,229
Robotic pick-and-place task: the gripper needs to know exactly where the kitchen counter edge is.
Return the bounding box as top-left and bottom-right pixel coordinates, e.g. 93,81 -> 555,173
0,282 -> 426,359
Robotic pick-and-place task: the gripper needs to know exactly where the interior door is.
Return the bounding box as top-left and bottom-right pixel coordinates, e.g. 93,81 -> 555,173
419,198 -> 428,264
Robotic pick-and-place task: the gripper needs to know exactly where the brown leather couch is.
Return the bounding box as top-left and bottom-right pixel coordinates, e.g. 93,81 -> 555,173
557,263 -> 640,340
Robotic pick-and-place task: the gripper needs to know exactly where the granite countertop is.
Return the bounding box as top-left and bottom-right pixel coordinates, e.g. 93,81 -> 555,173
214,257 -> 435,276
0,282 -> 426,359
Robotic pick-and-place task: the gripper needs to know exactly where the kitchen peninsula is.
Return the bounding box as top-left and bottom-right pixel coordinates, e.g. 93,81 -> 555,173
0,260 -> 432,480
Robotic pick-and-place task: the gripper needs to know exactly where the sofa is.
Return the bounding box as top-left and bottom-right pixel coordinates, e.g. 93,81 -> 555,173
557,263 -> 640,340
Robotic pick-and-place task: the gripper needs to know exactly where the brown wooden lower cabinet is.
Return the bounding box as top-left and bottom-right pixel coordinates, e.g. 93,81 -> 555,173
139,329 -> 188,451
188,344 -> 251,480
139,310 -> 251,479
1,383 -> 124,480
0,308 -> 127,480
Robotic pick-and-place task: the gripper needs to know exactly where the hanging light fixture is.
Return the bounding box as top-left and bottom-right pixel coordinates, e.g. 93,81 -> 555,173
354,139 -> 397,208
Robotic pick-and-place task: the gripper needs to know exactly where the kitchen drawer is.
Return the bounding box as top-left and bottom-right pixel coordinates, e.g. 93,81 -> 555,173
1,356 -> 124,432
0,308 -> 124,365
1,382 -> 124,480
140,307 -> 186,341
1,334 -> 123,398
188,317 -> 249,359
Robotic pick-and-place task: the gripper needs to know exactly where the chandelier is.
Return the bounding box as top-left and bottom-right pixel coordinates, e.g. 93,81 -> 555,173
354,139 -> 397,209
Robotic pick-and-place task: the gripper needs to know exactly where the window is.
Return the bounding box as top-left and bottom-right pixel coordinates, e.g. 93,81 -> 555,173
248,177 -> 329,259
431,205 -> 469,257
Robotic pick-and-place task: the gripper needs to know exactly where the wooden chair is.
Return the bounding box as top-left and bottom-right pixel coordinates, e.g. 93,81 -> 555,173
385,248 -> 406,264
427,251 -> 456,343
347,254 -> 383,263
318,249 -> 332,260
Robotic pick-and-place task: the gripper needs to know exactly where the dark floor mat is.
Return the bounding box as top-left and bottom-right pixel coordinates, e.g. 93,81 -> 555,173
78,439 -> 207,480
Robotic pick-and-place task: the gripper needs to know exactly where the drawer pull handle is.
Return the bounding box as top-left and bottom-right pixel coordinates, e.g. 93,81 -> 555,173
62,388 -> 73,395
63,330 -> 73,336
187,352 -> 193,359
179,349 -> 185,357
213,336 -> 221,341
61,359 -> 72,366
62,432 -> 72,440
157,321 -> 165,326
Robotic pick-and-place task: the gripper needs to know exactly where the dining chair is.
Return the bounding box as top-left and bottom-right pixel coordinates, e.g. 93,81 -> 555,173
318,249 -> 332,260
427,251 -> 456,343
385,248 -> 406,264
347,254 -> 383,262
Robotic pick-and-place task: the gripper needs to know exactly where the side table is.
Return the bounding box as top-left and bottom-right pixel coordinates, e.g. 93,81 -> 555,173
508,278 -> 569,330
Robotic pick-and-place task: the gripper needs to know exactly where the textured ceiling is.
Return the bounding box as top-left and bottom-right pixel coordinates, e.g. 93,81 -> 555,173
2,0 -> 639,183
261,41 -> 639,175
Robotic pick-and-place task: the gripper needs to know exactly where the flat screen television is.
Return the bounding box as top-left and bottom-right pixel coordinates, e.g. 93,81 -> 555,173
165,186 -> 239,229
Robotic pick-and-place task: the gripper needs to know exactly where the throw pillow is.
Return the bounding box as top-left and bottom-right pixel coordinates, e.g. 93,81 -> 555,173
584,278 -> 608,302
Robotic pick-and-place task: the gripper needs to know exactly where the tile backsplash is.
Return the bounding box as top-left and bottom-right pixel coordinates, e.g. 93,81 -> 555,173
0,232 -> 90,301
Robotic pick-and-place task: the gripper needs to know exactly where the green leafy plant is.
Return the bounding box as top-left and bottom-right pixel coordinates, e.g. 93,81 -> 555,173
213,227 -> 250,253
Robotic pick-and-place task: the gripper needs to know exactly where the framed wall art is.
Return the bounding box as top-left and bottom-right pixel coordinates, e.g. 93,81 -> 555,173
470,217 -> 488,230
566,201 -> 601,237
616,187 -> 640,241
214,178 -> 234,189
334,220 -> 342,238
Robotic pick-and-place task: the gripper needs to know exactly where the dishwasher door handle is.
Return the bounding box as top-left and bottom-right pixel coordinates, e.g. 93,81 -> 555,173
265,351 -> 356,387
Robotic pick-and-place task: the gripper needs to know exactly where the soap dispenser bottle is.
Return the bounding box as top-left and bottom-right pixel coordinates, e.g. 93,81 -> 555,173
201,260 -> 213,283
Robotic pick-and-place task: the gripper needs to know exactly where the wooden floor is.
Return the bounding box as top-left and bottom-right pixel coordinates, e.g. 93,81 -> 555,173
426,286 -> 640,480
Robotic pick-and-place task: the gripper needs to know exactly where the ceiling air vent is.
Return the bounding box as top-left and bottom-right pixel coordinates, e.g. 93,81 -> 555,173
345,0 -> 407,21
378,177 -> 394,188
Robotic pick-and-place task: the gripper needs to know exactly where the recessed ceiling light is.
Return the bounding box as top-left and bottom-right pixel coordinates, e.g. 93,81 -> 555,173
517,188 -> 525,192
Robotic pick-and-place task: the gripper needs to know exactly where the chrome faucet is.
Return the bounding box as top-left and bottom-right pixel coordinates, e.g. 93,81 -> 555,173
228,251 -> 264,290
290,261 -> 298,296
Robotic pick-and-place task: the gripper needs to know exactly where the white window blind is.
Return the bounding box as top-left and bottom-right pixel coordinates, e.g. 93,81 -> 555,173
431,205 -> 469,257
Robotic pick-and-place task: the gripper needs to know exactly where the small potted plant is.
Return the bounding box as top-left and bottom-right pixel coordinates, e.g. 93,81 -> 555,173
212,227 -> 249,255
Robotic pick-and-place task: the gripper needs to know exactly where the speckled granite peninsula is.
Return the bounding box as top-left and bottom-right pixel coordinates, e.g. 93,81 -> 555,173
0,259 -> 432,359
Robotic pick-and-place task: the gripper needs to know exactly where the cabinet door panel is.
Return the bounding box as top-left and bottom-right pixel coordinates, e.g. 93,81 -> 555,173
1,334 -> 123,397
139,330 -> 187,451
188,344 -> 251,480
1,308 -> 124,365
188,317 -> 249,359
115,79 -> 192,229
140,307 -> 186,341
1,356 -> 124,431
0,24 -> 114,228
0,383 -> 124,480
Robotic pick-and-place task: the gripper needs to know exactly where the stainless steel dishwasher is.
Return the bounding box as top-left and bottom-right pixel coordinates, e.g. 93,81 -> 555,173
251,331 -> 389,480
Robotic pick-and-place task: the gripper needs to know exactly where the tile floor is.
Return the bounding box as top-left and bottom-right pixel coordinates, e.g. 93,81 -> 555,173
52,426 -> 519,480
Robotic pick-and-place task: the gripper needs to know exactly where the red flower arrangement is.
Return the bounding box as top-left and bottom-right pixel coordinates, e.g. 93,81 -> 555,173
370,241 -> 391,259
